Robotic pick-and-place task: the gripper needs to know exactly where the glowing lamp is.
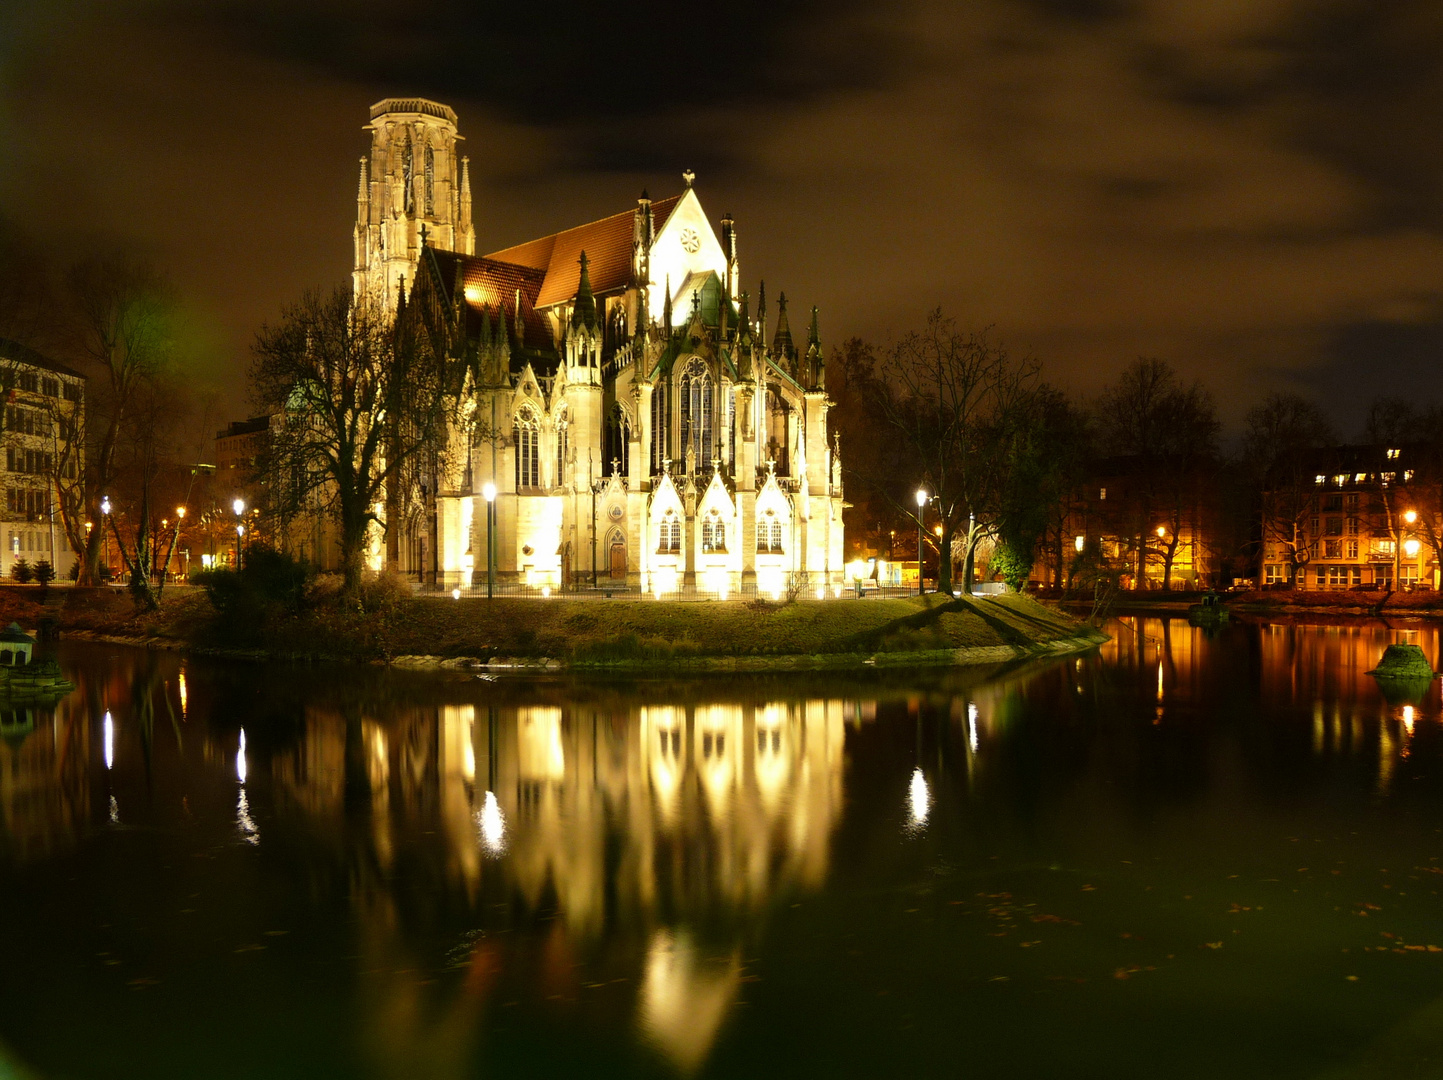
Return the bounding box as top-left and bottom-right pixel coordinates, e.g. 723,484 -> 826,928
236,524 -> 245,538
1156,526 -> 1166,538
482,482 -> 497,503
232,498 -> 245,517
915,488 -> 927,508
451,588 -> 461,600
176,506 -> 186,519
1404,538 -> 1421,558
100,496 -> 111,516
1404,510 -> 1418,525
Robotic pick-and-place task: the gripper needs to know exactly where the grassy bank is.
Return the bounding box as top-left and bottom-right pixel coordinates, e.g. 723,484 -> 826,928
48,584 -> 1105,671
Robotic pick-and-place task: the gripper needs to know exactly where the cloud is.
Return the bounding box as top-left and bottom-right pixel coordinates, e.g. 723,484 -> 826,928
1,0 -> 1441,434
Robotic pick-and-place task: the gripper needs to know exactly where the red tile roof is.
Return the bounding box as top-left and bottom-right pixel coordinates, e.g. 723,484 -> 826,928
426,249 -> 554,354
485,195 -> 681,310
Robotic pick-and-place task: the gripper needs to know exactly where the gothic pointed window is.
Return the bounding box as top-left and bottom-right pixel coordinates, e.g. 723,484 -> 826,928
606,404 -> 630,477
555,419 -> 568,486
771,520 -> 783,552
401,132 -> 414,213
650,379 -> 669,473
514,408 -> 539,490
424,144 -> 435,215
679,359 -> 712,473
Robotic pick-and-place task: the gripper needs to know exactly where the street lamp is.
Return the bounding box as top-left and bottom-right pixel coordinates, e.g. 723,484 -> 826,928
915,488 -> 928,596
100,496 -> 112,581
482,481 -> 497,600
232,498 -> 245,571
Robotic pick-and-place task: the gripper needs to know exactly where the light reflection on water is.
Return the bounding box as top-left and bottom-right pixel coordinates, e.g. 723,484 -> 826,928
4,624 -> 1443,1078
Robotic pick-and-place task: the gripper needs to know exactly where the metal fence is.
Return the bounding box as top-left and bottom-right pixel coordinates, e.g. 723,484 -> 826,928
415,577 -> 934,602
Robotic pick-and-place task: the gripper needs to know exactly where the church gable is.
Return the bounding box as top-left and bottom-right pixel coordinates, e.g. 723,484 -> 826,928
648,188 -> 728,326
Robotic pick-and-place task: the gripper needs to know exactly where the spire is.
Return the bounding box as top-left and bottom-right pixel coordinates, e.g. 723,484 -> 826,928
662,273 -> 672,332
357,157 -> 370,220
396,273 -> 408,318
737,291 -> 751,342
451,258 -> 467,329
736,291 -> 753,379
513,287 -> 524,346
458,155 -> 473,236
806,305 -> 824,389
479,303 -> 492,350
571,250 -> 596,330
772,292 -> 794,363
757,280 -> 767,344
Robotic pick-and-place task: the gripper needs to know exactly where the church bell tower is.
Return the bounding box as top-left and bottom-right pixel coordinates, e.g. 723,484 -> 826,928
353,98 -> 475,310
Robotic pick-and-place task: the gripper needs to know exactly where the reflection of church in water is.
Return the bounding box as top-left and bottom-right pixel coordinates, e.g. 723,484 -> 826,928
354,98 -> 846,591
273,696 -> 859,1070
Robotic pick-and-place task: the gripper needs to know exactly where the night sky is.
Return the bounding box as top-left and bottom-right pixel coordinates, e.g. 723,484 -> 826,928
3,0 -> 1443,434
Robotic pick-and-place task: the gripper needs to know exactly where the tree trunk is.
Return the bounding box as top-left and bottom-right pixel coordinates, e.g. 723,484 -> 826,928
938,522 -> 953,595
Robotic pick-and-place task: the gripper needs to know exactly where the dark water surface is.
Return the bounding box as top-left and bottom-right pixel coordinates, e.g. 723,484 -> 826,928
5,619 -> 1443,1078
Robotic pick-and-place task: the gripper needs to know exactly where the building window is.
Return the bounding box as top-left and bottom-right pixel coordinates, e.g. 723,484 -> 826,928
1346,539 -> 1359,560
679,359 -> 713,473
1264,564 -> 1285,585
424,144 -> 435,215
702,512 -> 726,553
1099,487 -> 1107,500
650,380 -> 669,472
658,513 -> 680,553
555,421 -> 568,486
1325,539 -> 1342,558
514,410 -> 539,489
1387,448 -> 1401,459
1324,495 -> 1342,512
1325,517 -> 1343,536
757,515 -> 784,554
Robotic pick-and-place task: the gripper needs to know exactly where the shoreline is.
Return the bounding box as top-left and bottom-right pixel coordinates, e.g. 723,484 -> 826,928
50,591 -> 1110,674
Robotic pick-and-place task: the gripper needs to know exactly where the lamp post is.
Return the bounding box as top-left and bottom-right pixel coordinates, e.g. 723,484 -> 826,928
100,495 -> 111,581
915,488 -> 928,596
1395,509 -> 1418,590
483,482 -> 497,600
232,498 -> 245,571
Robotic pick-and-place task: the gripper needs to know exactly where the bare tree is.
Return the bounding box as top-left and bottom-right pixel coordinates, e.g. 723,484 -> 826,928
1095,358 -> 1219,590
863,311 -> 1039,595
65,255 -> 180,585
1244,392 -> 1336,587
251,287 -> 450,592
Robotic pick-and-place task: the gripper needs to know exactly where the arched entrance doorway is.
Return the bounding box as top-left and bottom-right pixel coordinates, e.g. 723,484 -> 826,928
607,529 -> 627,580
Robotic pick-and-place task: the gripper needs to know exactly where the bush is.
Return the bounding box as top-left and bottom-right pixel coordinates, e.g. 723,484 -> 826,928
67,561 -> 80,581
192,545 -> 314,641
10,559 -> 32,584
33,560 -> 54,586
989,541 -> 1033,593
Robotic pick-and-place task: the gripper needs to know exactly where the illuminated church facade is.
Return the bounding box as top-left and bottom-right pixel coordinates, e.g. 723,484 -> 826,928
353,98 -> 845,593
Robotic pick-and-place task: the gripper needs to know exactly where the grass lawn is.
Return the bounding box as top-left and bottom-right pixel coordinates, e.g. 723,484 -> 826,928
55,586 -> 1100,668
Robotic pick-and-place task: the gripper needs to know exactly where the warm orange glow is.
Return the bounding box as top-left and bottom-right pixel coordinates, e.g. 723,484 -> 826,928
176,506 -> 186,519
1404,510 -> 1418,525
1156,526 -> 1166,538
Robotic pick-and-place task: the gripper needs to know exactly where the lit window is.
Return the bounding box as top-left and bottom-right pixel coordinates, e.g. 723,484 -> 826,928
1387,448 -> 1401,460
1404,470 -> 1414,482
1315,475 -> 1325,485
1099,488 -> 1106,500
1382,472 -> 1396,485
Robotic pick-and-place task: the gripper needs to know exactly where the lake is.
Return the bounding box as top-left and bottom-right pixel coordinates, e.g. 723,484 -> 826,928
4,618 -> 1443,1078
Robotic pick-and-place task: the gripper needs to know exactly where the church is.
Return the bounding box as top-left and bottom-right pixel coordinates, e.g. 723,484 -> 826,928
353,98 -> 845,595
